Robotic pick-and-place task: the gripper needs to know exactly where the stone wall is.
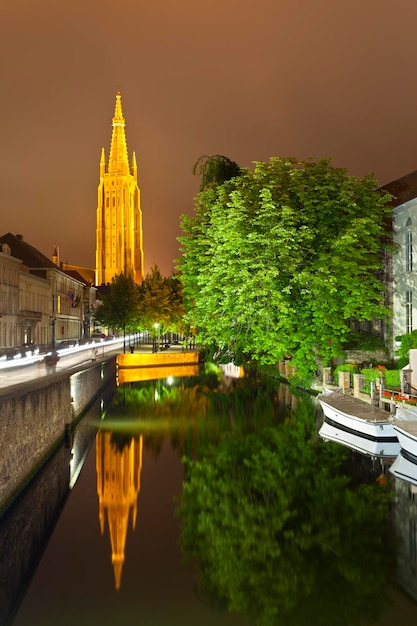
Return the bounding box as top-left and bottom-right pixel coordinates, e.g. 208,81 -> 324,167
0,442 -> 73,625
0,357 -> 116,512
333,349 -> 389,367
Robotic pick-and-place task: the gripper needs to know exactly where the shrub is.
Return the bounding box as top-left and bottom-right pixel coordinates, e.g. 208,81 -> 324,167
396,357 -> 409,369
361,367 -> 400,392
333,364 -> 359,386
384,369 -> 401,389
396,330 -> 417,360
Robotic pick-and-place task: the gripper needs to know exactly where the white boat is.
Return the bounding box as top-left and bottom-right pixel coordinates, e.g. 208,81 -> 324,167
389,450 -> 417,486
318,419 -> 401,458
390,405 -> 417,486
317,390 -> 397,441
393,419 -> 417,462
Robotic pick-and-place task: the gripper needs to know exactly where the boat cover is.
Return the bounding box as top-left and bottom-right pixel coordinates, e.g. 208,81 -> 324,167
396,405 -> 417,421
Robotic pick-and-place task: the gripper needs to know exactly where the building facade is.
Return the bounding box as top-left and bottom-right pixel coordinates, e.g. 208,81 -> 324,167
0,243 -> 22,347
382,170 -> 417,353
19,267 -> 50,347
95,92 -> 144,286
392,198 -> 417,343
0,233 -> 89,350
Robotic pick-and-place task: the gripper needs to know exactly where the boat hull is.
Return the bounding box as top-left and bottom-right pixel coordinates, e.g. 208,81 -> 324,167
393,421 -> 417,461
318,392 -> 397,440
318,419 -> 400,458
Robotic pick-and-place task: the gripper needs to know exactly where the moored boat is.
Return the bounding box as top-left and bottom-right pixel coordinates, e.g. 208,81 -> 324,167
393,420 -> 417,463
317,390 -> 397,441
318,419 -> 401,458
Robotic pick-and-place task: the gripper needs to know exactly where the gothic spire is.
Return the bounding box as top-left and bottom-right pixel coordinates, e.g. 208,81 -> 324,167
108,91 -> 129,175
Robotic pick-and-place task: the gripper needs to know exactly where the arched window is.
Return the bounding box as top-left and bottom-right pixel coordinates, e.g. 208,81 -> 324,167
406,232 -> 413,272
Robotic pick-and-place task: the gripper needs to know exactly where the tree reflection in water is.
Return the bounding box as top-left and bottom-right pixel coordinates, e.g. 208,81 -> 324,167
176,393 -> 395,626
100,365 -> 396,625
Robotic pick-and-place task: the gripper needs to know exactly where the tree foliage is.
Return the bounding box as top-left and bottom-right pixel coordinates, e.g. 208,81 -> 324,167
192,154 -> 241,191
94,268 -> 185,343
94,272 -> 140,335
137,265 -> 185,334
396,329 -> 417,362
178,157 -> 394,382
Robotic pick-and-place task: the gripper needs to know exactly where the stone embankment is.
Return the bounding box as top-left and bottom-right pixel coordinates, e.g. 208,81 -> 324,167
0,357 -> 116,513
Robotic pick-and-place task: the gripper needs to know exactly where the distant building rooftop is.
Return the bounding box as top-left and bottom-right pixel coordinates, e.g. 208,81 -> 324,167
62,264 -> 95,285
380,170 -> 417,207
0,233 -> 56,269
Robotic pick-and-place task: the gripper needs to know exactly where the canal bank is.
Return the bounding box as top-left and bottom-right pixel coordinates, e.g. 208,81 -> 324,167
0,356 -> 117,514
0,343 -> 202,515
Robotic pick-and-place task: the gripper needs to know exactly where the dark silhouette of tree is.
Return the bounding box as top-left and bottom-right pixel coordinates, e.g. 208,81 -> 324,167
192,154 -> 241,191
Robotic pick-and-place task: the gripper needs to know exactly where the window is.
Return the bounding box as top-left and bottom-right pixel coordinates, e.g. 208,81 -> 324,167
406,232 -> 413,272
406,290 -> 413,334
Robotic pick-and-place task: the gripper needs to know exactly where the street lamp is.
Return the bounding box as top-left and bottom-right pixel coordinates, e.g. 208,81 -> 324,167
44,315 -> 60,365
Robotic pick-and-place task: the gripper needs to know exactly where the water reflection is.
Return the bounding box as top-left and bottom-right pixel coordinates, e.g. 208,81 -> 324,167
317,402 -> 417,619
177,393 -> 395,626
0,389 -> 114,626
96,431 -> 143,590
3,364 -> 417,625
95,366 -> 397,625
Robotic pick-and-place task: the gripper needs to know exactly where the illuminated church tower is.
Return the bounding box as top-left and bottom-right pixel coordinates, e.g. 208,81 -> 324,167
95,91 -> 144,286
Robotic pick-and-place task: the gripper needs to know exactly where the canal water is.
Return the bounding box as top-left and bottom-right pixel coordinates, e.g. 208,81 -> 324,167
2,363 -> 417,625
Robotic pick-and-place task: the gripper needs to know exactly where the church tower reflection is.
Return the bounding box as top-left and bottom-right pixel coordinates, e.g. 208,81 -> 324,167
95,431 -> 143,589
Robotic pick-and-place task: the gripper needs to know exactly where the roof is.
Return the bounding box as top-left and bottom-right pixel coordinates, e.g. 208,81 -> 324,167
62,264 -> 95,285
96,284 -> 110,297
0,233 -> 56,269
63,268 -> 88,285
380,170 -> 417,208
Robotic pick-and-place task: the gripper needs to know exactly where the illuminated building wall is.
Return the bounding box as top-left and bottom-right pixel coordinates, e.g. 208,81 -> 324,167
95,92 -> 144,286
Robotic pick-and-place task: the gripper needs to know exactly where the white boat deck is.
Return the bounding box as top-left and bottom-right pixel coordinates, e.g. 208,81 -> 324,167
394,420 -> 417,437
318,391 -> 392,423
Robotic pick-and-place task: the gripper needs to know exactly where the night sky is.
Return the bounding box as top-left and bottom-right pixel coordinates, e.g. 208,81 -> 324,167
1,0 -> 417,276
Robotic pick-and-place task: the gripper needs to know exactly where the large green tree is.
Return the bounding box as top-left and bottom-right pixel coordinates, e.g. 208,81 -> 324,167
178,157 -> 394,382
94,272 -> 140,351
